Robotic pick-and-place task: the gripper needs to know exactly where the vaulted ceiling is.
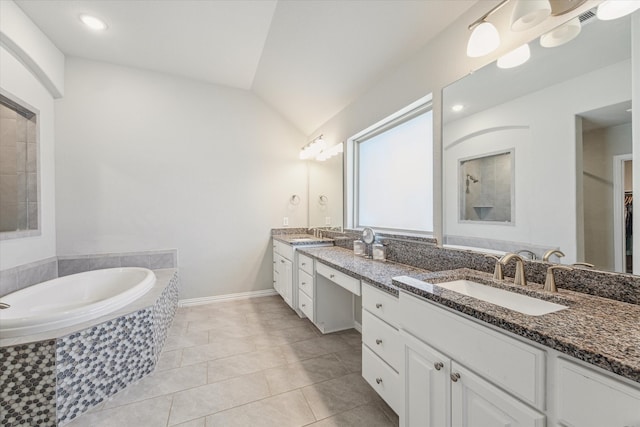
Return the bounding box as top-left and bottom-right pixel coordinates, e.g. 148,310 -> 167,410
16,0 -> 477,134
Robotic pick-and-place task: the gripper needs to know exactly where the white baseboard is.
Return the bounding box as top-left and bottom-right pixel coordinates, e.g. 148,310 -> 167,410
179,289 -> 278,307
353,320 -> 362,333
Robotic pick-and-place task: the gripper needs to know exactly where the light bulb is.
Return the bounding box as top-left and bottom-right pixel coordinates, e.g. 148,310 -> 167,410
511,0 -> 551,32
597,0 -> 640,20
467,22 -> 500,58
540,17 -> 581,48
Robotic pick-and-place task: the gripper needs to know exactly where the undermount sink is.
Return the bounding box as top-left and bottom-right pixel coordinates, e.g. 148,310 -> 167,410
289,238 -> 316,242
436,280 -> 568,316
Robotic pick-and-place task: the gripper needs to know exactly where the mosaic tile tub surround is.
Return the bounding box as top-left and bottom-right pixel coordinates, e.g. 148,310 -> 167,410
0,269 -> 179,427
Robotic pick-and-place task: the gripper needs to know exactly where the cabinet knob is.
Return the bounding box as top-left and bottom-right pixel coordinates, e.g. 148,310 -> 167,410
301,304 -> 306,308
434,362 -> 443,371
450,373 -> 460,382
376,339 -> 383,345
302,282 -> 306,285
375,303 -> 382,309
302,263 -> 306,266
376,377 -> 383,384
281,260 -> 285,263
330,274 -> 335,278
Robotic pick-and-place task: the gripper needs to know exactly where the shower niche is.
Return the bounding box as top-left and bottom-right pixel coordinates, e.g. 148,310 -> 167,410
459,150 -> 514,223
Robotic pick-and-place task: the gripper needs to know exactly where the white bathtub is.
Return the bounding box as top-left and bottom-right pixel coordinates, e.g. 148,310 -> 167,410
0,267 -> 156,338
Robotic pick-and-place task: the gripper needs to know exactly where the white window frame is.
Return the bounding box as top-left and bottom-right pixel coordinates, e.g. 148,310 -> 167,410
345,94 -> 433,234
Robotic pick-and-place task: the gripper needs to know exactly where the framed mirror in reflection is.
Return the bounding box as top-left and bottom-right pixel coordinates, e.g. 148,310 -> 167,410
0,91 -> 40,239
308,151 -> 343,229
442,10 -> 635,274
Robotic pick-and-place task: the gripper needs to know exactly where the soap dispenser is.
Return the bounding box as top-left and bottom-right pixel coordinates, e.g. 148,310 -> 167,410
372,242 -> 386,261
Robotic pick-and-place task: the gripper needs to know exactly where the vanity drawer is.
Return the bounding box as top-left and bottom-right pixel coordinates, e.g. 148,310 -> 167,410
362,282 -> 400,328
362,309 -> 402,371
362,344 -> 401,414
298,289 -> 313,320
400,292 -> 545,409
274,240 -> 293,260
556,359 -> 640,427
298,270 -> 314,298
316,262 -> 361,295
298,254 -> 314,275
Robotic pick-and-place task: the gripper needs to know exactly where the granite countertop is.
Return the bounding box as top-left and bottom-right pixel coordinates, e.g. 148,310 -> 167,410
273,234 -> 335,246
299,246 -> 640,385
298,246 -> 431,295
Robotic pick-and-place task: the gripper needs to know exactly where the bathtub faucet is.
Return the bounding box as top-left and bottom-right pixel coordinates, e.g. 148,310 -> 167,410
0,302 -> 10,309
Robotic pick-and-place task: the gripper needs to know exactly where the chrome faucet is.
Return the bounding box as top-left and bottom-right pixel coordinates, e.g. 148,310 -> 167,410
516,249 -> 537,260
499,253 -> 527,286
0,302 -> 10,309
544,265 -> 573,292
543,249 -> 565,262
484,254 -> 504,280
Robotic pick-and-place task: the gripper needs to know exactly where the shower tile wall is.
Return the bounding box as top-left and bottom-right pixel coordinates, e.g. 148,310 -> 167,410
0,103 -> 37,232
460,152 -> 512,222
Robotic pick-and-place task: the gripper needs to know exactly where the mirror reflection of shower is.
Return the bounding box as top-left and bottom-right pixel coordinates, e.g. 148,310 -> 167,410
465,174 -> 479,194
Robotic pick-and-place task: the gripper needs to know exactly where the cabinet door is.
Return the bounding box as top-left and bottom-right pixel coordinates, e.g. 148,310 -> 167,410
401,331 -> 449,427
556,359 -> 640,427
281,257 -> 293,307
273,253 -> 282,295
451,362 -> 545,427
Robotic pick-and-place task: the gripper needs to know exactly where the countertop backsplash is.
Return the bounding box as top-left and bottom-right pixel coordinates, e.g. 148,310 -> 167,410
272,228 -> 639,305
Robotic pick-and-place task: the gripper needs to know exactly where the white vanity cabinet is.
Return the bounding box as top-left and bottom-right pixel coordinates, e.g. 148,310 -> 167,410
273,241 -> 293,308
399,291 -> 546,427
361,283 -> 402,414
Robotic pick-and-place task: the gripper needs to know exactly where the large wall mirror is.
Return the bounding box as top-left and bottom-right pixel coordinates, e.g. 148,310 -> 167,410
0,91 -> 40,239
308,152 -> 344,229
443,10 -> 635,274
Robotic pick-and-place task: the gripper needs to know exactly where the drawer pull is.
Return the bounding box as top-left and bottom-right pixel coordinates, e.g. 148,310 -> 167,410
450,373 -> 461,382
375,303 -> 382,309
301,304 -> 306,308
280,260 -> 285,263
302,282 -> 306,285
375,339 -> 382,345
330,274 -> 336,279
434,362 -> 444,371
302,262 -> 306,266
376,377 -> 383,384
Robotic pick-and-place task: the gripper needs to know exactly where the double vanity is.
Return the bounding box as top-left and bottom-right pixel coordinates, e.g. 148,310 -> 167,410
272,231 -> 640,427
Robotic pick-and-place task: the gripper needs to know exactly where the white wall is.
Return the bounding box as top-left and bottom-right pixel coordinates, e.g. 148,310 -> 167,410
55,58 -> 307,299
0,0 -> 65,98
0,3 -> 61,270
633,12 -> 640,274
442,60 -> 631,262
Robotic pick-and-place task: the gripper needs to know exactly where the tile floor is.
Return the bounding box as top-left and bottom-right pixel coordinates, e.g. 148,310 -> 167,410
66,295 -> 399,427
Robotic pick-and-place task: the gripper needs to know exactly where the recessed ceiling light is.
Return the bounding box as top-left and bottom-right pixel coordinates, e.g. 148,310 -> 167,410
452,104 -> 464,112
79,14 -> 108,31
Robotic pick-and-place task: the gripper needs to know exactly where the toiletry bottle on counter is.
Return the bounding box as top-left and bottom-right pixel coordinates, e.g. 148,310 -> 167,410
372,243 -> 386,261
354,240 -> 366,256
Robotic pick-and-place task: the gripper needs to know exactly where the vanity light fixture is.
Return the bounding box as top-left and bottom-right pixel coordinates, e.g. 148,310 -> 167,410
79,14 -> 108,31
451,104 -> 464,112
596,0 -> 640,20
497,43 -> 531,68
466,0 -> 589,58
316,142 -> 344,161
299,135 -> 327,160
510,0 -> 552,31
540,16 -> 581,48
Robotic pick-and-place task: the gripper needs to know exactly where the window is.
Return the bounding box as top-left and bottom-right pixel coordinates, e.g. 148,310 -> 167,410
347,96 -> 433,233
